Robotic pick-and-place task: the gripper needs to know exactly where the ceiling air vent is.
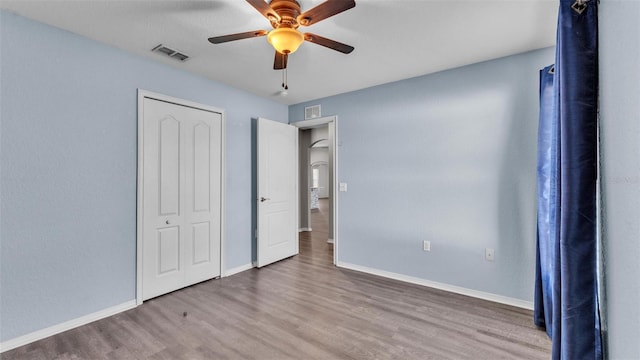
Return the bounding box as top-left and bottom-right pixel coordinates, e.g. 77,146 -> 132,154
151,44 -> 189,62
305,105 -> 321,120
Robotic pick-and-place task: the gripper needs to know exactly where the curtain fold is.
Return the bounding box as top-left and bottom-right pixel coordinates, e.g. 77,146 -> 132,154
534,1 -> 601,359
534,64 -> 559,342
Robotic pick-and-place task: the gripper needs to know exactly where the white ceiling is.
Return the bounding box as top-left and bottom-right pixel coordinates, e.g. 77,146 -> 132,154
0,0 -> 558,105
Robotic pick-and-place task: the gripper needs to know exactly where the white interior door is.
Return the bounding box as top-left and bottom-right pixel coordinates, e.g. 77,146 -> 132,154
257,118 -> 298,267
141,97 -> 222,301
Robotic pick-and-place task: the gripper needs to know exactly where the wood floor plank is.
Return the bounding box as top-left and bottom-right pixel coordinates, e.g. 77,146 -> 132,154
2,199 -> 551,359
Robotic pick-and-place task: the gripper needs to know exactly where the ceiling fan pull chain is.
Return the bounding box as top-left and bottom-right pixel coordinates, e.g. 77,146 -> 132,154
285,68 -> 289,90
281,55 -> 286,89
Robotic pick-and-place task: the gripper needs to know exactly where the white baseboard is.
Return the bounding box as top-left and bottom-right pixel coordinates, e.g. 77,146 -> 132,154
299,227 -> 312,232
327,238 -> 334,244
223,262 -> 255,277
336,262 -> 533,310
0,300 -> 137,353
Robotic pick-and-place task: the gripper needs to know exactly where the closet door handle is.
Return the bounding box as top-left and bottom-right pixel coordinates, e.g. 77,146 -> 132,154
260,197 -> 270,202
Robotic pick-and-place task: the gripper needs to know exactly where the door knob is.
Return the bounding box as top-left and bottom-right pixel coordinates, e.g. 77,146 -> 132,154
260,197 -> 271,202
165,219 -> 170,225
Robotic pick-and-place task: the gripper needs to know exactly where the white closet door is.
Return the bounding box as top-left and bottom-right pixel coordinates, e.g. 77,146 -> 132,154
142,98 -> 221,301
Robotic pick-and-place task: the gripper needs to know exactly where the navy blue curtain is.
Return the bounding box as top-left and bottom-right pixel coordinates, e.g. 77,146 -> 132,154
534,0 -> 601,359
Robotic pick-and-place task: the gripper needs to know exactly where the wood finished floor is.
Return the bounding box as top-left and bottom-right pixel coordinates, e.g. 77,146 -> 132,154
4,199 -> 551,359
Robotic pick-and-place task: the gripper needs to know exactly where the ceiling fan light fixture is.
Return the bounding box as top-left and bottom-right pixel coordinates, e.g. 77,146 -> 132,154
267,27 -> 304,54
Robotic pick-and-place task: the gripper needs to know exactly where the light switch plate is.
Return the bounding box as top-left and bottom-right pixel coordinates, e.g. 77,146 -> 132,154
339,183 -> 347,192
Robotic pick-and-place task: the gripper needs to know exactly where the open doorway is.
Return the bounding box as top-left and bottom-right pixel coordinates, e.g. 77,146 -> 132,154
294,116 -> 338,265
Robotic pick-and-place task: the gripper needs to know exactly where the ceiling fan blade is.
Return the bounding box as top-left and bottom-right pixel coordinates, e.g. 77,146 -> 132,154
208,30 -> 268,44
304,33 -> 354,54
297,0 -> 355,26
274,51 -> 288,70
246,0 -> 281,23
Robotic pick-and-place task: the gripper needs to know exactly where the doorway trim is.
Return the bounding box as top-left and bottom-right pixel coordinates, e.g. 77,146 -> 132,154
293,115 -> 339,265
136,89 -> 226,305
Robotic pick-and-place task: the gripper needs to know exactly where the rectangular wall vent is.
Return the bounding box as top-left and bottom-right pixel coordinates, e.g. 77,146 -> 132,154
305,105 -> 321,120
151,44 -> 189,62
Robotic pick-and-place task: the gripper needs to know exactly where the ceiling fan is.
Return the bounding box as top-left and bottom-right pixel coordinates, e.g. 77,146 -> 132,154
208,0 -> 356,72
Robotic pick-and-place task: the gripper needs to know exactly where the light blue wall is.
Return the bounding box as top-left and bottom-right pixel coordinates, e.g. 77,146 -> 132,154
0,11 -> 287,342
599,1 -> 640,358
290,47 -> 555,302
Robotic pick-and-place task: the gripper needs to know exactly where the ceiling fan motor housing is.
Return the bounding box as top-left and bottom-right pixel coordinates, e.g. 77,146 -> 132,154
269,0 -> 303,28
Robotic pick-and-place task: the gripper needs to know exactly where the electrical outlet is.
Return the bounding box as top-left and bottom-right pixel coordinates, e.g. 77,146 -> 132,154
485,248 -> 495,261
423,241 -> 431,252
